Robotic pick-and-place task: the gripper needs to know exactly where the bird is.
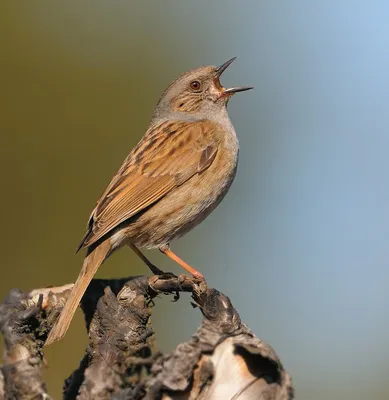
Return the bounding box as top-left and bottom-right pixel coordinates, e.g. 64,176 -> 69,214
45,57 -> 253,345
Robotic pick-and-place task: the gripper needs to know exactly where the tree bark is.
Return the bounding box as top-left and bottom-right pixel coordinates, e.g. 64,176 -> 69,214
0,273 -> 294,399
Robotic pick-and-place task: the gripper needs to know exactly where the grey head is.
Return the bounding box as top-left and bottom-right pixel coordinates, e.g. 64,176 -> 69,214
152,57 -> 253,122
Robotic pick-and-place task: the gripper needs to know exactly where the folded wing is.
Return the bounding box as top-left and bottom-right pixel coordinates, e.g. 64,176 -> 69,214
79,119 -> 219,249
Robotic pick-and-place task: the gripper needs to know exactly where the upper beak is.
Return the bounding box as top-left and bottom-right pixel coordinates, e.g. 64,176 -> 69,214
215,57 -> 238,78
215,57 -> 254,96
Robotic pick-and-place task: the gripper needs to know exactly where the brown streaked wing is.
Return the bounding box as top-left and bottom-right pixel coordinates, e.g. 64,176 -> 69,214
80,120 -> 220,248
198,144 -> 218,173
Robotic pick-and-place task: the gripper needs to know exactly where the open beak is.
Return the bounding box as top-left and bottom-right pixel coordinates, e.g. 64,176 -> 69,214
215,57 -> 254,96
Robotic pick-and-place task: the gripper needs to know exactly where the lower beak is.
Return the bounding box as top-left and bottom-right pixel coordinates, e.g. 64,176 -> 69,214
224,86 -> 254,95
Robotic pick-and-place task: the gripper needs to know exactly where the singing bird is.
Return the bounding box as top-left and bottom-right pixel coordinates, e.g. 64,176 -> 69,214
46,58 -> 253,345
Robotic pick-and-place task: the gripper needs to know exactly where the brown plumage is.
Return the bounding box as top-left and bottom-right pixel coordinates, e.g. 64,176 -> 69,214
79,120 -> 220,250
46,57 -> 253,345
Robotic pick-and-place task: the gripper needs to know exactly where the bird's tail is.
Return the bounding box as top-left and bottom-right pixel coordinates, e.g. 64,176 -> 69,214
45,240 -> 111,346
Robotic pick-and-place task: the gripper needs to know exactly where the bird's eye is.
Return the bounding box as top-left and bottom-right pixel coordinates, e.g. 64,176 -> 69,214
190,80 -> 201,91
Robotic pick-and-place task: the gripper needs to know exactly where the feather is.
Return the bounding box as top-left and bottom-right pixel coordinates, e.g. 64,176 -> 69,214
79,120 -> 220,249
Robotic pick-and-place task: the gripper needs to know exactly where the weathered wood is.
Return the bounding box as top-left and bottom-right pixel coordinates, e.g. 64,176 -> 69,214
0,274 -> 294,399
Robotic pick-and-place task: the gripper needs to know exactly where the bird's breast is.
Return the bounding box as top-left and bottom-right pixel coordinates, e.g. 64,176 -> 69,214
125,124 -> 239,248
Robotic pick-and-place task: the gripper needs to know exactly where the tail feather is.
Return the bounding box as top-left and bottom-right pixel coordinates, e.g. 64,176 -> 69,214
45,240 -> 111,346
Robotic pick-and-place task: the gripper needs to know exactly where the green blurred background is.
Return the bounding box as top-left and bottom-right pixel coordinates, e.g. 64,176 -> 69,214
1,2 -> 389,399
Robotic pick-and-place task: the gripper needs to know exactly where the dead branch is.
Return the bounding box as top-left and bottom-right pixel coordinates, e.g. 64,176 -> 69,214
0,273 -> 294,399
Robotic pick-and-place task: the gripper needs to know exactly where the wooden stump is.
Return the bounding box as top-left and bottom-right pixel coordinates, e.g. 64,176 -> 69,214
0,274 -> 294,399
